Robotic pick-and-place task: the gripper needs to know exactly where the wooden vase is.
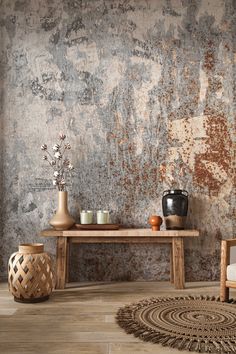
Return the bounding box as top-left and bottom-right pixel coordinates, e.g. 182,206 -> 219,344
8,243 -> 54,303
50,191 -> 75,231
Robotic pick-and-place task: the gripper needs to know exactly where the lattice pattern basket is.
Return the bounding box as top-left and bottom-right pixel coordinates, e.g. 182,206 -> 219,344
8,243 -> 55,303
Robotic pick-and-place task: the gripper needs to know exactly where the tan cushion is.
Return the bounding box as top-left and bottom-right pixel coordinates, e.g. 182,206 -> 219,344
227,263 -> 236,281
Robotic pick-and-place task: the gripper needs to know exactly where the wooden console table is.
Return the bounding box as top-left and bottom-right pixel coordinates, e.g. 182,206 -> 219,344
40,228 -> 199,290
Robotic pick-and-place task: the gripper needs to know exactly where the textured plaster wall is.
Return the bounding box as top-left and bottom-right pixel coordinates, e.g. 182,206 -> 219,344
0,0 -> 235,282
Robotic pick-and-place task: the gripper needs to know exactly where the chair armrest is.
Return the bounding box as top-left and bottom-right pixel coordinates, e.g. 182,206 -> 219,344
220,239 -> 236,301
220,239 -> 236,274
222,238 -> 236,247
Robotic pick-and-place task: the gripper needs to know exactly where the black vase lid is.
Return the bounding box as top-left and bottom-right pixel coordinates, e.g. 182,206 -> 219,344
163,189 -> 188,196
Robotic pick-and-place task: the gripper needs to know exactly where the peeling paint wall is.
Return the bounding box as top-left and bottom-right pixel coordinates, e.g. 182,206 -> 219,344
0,0 -> 235,282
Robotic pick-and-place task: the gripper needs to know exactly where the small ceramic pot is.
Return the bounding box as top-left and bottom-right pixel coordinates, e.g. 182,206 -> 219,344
148,215 -> 163,231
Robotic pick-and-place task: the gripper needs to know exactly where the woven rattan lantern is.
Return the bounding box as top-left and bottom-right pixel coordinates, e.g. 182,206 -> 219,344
8,243 -> 54,303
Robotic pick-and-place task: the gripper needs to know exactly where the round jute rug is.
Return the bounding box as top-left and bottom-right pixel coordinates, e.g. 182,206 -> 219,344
116,295 -> 236,353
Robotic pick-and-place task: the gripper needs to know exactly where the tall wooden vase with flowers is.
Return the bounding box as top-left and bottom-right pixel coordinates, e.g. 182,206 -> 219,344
41,133 -> 75,230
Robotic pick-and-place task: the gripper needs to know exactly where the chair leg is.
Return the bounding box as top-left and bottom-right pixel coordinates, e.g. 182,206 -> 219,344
220,240 -> 230,302
220,283 -> 229,302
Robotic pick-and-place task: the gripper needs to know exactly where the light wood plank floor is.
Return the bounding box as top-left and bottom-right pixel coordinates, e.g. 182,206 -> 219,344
0,281 -> 235,354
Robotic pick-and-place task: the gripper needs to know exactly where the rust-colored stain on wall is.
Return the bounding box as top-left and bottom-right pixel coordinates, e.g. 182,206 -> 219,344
194,112 -> 232,193
0,0 -> 235,281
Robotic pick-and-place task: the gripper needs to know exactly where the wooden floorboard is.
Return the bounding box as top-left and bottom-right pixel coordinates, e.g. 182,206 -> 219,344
0,281 -> 234,354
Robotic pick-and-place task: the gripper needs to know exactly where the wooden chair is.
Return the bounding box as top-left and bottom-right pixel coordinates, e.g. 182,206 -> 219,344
220,238 -> 236,302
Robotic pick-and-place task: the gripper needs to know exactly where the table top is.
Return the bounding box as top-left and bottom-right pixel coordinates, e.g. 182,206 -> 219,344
40,228 -> 199,238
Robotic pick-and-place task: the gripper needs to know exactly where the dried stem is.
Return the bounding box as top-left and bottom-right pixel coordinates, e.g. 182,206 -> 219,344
41,134 -> 74,191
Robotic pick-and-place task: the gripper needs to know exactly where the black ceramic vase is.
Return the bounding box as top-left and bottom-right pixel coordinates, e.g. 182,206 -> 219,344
162,190 -> 188,230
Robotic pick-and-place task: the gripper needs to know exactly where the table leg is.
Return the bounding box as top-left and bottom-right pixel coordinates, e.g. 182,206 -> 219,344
66,238 -> 70,283
172,237 -> 185,289
56,236 -> 67,289
170,244 -> 174,283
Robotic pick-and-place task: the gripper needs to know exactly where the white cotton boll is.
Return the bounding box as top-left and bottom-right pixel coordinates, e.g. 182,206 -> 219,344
53,144 -> 60,151
41,144 -> 47,150
68,164 -> 74,170
54,152 -> 62,159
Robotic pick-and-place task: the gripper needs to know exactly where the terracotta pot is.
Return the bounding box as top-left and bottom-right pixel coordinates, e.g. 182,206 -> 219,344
148,215 -> 163,231
8,243 -> 54,303
50,191 -> 75,230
